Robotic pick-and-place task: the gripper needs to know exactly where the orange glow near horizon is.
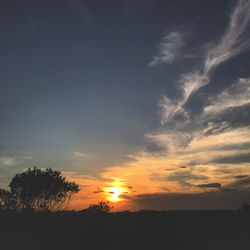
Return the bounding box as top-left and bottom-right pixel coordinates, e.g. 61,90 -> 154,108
65,129 -> 250,211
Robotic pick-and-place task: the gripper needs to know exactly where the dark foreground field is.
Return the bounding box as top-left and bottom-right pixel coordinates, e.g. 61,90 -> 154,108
1,210 -> 250,250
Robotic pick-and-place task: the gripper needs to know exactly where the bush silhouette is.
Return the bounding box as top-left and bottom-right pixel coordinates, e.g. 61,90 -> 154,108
8,167 -> 79,211
86,201 -> 113,214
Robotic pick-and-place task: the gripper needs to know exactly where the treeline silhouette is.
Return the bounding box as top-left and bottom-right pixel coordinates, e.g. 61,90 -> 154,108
1,167 -> 250,250
0,167 -> 114,214
1,208 -> 250,250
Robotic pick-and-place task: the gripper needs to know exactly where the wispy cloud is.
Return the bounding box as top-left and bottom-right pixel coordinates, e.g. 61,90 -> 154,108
167,169 -> 208,187
160,0 -> 250,124
227,177 -> 250,189
196,183 -> 222,190
204,0 -> 250,73
74,151 -> 91,157
159,72 -> 209,124
149,29 -> 185,66
0,156 -> 16,166
203,77 -> 250,116
234,175 -> 248,179
0,153 -> 32,167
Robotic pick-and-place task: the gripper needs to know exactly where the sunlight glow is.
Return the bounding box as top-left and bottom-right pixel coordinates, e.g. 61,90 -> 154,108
108,187 -> 123,202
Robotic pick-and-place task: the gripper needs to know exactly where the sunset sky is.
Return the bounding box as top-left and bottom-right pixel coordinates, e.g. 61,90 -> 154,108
1,0 -> 250,211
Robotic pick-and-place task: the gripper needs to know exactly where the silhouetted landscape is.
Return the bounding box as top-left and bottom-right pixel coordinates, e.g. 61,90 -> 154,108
1,209 -> 250,250
1,167 -> 250,249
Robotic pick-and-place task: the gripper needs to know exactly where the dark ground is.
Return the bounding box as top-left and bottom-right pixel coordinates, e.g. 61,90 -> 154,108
1,210 -> 250,250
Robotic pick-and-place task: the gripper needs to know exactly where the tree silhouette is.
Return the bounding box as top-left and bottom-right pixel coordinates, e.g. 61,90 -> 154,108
8,167 -> 79,211
0,188 -> 16,210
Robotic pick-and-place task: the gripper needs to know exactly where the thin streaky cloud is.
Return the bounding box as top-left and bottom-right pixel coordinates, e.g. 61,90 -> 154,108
74,151 -> 90,157
234,175 -> 248,179
160,72 -> 209,123
196,183 -> 222,191
0,154 -> 32,167
158,96 -> 183,124
149,30 -> 185,66
204,0 -> 250,74
203,77 -> 250,116
0,156 -> 16,166
160,0 -> 250,124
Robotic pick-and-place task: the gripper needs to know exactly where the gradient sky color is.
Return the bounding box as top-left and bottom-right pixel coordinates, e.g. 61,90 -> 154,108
1,0 -> 250,211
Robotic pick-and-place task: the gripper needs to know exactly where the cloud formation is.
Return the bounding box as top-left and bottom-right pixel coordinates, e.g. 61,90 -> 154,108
93,187 -> 104,193
196,183 -> 222,190
227,177 -> 250,189
0,153 -> 32,167
234,175 -> 248,179
74,151 -> 92,157
0,156 -> 16,166
204,0 -> 250,73
68,1 -> 250,211
203,77 -> 250,116
149,29 -> 185,66
142,1 -> 250,196
160,0 -> 250,124
168,169 -> 208,187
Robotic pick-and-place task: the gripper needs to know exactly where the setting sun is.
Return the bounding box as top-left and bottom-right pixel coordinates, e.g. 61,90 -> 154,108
108,187 -> 123,202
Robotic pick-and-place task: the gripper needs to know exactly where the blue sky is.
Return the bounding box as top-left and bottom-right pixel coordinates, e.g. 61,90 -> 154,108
0,0 -> 250,210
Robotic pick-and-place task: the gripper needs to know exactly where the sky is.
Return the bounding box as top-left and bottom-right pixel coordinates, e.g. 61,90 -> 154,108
0,0 -> 250,211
